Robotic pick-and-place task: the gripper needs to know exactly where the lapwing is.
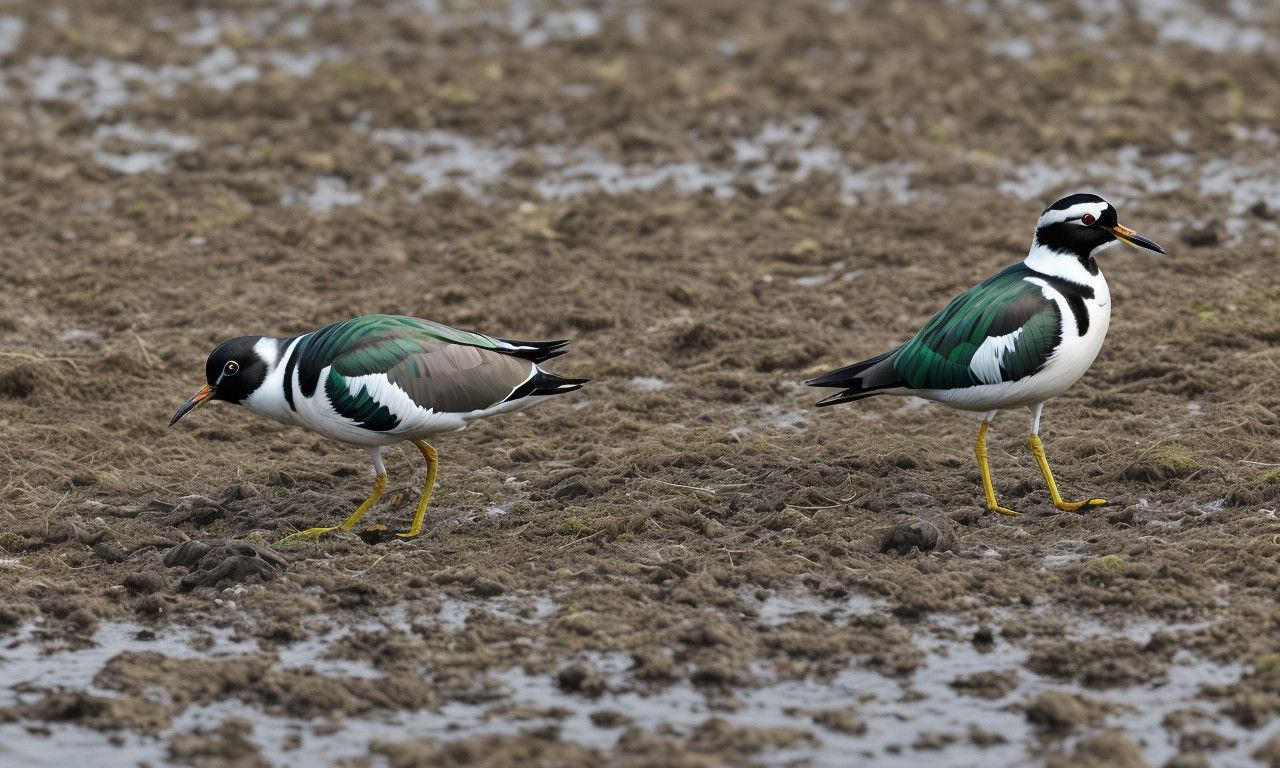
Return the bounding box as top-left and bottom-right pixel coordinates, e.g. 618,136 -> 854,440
171,315 -> 587,541
807,193 -> 1165,515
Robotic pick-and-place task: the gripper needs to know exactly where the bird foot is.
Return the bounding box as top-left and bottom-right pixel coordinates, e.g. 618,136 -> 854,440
989,505 -> 1021,516
1054,498 -> 1108,512
362,522 -> 424,539
276,526 -> 339,544
350,525 -> 423,544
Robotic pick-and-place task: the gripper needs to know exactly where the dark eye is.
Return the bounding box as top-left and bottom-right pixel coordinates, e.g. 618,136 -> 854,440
224,361 -> 240,376
1081,213 -> 1096,225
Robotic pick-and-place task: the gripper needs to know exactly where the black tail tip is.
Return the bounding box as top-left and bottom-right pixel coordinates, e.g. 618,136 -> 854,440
551,377 -> 589,393
805,371 -> 851,389
508,373 -> 589,401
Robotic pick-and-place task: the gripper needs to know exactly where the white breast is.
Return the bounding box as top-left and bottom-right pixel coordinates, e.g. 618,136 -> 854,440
917,271 -> 1110,412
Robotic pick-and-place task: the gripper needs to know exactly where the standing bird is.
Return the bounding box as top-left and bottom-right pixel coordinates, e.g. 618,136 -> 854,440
170,315 -> 587,541
806,193 -> 1164,515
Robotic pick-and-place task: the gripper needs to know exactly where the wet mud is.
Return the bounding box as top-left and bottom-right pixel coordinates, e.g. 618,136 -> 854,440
3,0 -> 1280,766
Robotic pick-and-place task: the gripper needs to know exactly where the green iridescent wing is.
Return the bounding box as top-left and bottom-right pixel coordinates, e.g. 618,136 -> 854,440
323,316 -> 508,377
299,316 -> 538,428
892,265 -> 1062,389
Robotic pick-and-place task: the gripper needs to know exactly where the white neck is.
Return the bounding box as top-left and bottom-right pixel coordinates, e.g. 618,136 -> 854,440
1023,240 -> 1116,286
242,337 -> 299,425
251,337 -> 281,371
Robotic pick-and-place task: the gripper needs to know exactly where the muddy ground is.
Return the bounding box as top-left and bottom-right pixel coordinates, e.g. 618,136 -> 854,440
3,0 -> 1280,766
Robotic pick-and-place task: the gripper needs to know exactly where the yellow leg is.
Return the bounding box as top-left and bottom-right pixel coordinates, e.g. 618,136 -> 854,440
397,441 -> 438,539
278,472 -> 388,544
975,420 -> 1020,516
1029,434 -> 1107,512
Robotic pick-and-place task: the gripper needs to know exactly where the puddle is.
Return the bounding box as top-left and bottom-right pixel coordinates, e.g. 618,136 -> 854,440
398,0 -> 618,49
0,15 -> 24,57
366,116 -> 896,205
89,123 -> 199,175
747,404 -> 809,433
955,0 -> 1279,57
281,175 -> 369,212
0,593 -> 1264,767
629,376 -> 668,392
796,261 -> 861,288
15,50 -> 1280,223
1139,0 -> 1278,55
433,593 -> 558,630
5,0 -> 1280,222
745,587 -> 881,629
1039,538 -> 1089,568
996,148 -> 1280,245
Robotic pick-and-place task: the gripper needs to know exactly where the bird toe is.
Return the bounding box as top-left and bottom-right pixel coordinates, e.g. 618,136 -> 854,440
1055,497 -> 1108,512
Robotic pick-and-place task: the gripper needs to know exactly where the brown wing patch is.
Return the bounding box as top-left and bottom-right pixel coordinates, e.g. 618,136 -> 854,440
387,344 -> 534,414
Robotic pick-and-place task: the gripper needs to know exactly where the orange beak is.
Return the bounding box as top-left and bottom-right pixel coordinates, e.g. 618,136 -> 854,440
1106,223 -> 1166,254
169,384 -> 216,427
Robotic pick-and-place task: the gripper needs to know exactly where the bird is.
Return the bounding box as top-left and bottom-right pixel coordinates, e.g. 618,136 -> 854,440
170,314 -> 587,541
806,193 -> 1165,515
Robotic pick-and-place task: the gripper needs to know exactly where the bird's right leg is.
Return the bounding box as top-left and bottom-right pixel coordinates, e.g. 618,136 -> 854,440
279,448 -> 388,543
975,412 -> 1020,516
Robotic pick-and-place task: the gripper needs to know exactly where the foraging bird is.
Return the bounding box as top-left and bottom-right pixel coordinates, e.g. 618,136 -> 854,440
807,193 -> 1165,515
170,315 -> 587,540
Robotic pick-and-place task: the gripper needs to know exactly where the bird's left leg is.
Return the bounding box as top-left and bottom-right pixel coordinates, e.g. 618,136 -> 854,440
278,448 -> 388,543
396,441 -> 438,539
1028,403 -> 1107,512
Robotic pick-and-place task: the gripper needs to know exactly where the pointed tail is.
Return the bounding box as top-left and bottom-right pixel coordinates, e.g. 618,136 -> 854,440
505,369 -> 588,402
805,347 -> 908,406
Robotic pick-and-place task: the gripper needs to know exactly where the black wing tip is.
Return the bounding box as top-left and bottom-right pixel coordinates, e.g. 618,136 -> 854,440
496,337 -> 574,363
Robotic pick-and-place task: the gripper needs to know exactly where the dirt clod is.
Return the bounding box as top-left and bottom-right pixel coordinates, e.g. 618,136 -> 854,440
1026,691 -> 1107,734
163,540 -> 288,591
1047,731 -> 1151,768
880,518 -> 955,555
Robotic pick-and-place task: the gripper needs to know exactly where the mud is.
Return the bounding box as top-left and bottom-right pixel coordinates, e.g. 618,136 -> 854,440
3,0 -> 1280,766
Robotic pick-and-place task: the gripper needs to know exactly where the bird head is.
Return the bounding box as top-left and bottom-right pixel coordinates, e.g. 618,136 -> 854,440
170,336 -> 269,427
1033,193 -> 1166,265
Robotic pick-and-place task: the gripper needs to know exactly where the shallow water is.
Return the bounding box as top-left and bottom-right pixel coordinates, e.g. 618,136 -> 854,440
8,0 -> 1280,221
0,593 -> 1261,767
